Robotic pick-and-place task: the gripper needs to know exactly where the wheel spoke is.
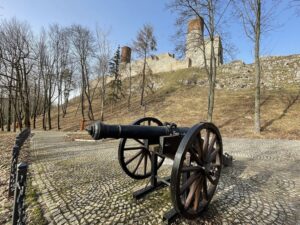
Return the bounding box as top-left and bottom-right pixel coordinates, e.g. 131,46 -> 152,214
207,174 -> 218,185
144,152 -> 148,175
206,134 -> 217,160
203,130 -> 210,155
197,134 -> 204,160
125,150 -> 143,165
180,173 -> 201,195
133,139 -> 144,146
132,153 -> 144,174
202,176 -> 208,201
120,118 -> 165,179
189,148 -> 202,166
124,146 -> 144,151
207,148 -> 219,163
184,180 -> 199,209
193,179 -> 202,211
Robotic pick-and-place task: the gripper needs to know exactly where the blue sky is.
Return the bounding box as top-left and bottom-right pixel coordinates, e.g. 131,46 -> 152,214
1,0 -> 299,63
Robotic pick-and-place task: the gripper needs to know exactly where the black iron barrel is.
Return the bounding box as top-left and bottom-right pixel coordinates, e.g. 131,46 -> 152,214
87,121 -> 189,140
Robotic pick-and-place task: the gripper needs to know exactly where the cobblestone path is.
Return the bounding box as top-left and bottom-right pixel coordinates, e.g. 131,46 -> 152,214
30,131 -> 299,225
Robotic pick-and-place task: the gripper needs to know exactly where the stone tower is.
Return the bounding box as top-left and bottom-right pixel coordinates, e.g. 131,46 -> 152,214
121,46 -> 131,63
185,17 -> 223,67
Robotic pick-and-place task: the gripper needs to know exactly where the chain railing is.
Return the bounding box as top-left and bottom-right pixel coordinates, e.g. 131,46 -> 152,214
8,128 -> 31,197
7,128 -> 31,225
12,162 -> 28,225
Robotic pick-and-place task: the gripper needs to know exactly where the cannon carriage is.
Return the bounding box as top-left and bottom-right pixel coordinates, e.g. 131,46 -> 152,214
87,117 -> 225,222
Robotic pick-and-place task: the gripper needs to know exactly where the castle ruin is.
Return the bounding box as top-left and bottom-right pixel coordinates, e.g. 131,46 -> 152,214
120,17 -> 223,77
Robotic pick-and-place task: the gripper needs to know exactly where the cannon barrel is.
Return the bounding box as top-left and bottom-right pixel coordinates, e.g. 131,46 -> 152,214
87,121 -> 189,140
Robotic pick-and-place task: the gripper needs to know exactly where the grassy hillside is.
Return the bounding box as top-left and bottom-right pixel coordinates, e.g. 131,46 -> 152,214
36,64 -> 300,140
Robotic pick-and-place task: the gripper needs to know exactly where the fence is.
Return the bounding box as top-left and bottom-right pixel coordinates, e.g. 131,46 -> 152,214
12,163 -> 28,225
7,128 -> 31,225
8,128 -> 31,197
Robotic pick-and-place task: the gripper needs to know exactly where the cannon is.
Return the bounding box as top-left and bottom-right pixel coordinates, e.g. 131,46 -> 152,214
87,117 -> 225,222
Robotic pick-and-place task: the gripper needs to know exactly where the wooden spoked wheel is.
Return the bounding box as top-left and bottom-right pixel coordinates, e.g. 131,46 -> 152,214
171,122 -> 223,219
118,117 -> 165,180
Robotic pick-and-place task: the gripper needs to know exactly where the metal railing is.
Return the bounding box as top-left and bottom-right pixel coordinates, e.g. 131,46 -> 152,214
7,128 -> 31,225
8,128 -> 31,197
12,162 -> 28,225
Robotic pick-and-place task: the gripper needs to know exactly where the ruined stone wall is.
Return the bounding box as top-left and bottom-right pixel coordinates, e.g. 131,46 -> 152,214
119,17 -> 223,79
121,53 -> 191,77
179,54 -> 300,90
186,35 -> 223,68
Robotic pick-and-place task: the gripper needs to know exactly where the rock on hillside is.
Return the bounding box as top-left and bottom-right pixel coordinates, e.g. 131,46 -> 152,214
180,54 -> 300,90
219,54 -> 300,90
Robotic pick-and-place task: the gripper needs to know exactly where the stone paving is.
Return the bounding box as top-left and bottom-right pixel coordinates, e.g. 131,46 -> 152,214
30,131 -> 300,225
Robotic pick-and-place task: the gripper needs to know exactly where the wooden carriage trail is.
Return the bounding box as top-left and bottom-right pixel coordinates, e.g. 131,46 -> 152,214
30,131 -> 299,225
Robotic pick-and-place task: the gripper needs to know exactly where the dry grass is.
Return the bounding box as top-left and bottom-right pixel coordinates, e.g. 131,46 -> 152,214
32,67 -> 300,140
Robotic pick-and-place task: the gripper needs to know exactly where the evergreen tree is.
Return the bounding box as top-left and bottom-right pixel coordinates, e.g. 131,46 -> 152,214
109,46 -> 122,104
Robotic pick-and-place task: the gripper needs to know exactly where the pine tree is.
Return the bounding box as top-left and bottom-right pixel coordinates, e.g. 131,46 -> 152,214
109,46 -> 122,104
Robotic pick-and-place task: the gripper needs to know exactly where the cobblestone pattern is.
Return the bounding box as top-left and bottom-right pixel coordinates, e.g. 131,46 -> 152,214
30,132 -> 300,225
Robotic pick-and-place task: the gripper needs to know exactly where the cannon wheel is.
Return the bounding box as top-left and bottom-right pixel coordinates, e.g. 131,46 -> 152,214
118,117 -> 165,180
171,122 -> 223,219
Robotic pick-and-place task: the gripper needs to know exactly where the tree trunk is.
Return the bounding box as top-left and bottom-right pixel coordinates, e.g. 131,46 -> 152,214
7,89 -> 12,131
48,102 -> 52,130
24,100 -> 31,128
207,59 -> 216,122
57,96 -> 60,130
208,37 -> 217,122
254,0 -> 261,133
13,113 -> 16,132
48,78 -> 52,129
140,54 -> 147,106
84,64 -> 94,121
33,114 -> 37,129
62,97 -> 69,118
128,63 -> 132,109
42,99 -> 47,130
0,94 -> 4,132
0,113 -> 4,131
0,107 -> 3,131
81,70 -> 85,121
17,102 -> 23,131
100,75 -> 105,121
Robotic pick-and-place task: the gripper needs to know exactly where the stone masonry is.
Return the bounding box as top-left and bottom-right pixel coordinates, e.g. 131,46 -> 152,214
120,17 -> 223,78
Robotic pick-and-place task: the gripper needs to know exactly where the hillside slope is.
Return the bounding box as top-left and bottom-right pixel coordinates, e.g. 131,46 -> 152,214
36,55 -> 300,140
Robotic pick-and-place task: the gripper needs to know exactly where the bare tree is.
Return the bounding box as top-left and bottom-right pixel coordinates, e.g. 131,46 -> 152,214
95,27 -> 111,121
37,27 -> 58,130
48,24 -> 72,129
0,18 -> 34,128
234,0 -> 280,133
36,28 -> 51,130
291,0 -> 300,15
0,89 -> 5,131
167,0 -> 226,122
132,24 -> 157,106
30,69 -> 42,129
70,25 -> 95,121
